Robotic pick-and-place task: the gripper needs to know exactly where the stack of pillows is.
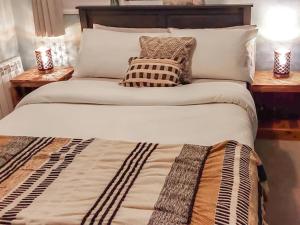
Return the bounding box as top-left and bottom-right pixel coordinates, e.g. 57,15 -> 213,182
123,36 -> 196,87
74,24 -> 258,87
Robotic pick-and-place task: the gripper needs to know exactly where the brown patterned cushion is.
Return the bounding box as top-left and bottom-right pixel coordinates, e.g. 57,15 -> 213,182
139,36 -> 196,84
120,57 -> 184,87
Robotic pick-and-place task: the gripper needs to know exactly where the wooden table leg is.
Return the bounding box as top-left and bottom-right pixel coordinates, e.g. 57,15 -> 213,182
10,86 -> 20,108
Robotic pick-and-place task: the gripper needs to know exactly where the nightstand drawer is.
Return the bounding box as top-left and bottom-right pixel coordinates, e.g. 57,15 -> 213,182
253,92 -> 300,120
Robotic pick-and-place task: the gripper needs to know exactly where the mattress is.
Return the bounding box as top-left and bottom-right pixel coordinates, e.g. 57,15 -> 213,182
0,79 -> 257,148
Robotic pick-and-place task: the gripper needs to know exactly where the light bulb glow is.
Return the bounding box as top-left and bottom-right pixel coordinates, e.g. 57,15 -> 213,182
278,54 -> 287,66
276,48 -> 290,65
261,6 -> 300,41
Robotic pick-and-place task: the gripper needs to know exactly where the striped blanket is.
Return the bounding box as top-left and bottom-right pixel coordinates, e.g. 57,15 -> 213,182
0,136 -> 267,225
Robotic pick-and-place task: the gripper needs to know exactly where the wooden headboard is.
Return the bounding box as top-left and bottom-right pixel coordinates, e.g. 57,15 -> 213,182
76,4 -> 253,30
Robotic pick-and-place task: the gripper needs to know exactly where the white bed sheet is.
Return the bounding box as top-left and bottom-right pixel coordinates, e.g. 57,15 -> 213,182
0,79 -> 257,148
71,76 -> 248,86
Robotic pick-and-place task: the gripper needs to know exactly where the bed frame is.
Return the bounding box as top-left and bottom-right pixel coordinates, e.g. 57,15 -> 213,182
76,4 -> 253,30
76,4 -> 253,90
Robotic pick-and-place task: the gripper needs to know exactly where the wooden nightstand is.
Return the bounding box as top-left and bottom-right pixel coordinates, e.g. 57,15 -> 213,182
252,71 -> 300,140
10,67 -> 74,106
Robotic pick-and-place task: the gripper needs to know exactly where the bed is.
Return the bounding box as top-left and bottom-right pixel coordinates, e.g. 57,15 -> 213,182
0,4 -> 267,225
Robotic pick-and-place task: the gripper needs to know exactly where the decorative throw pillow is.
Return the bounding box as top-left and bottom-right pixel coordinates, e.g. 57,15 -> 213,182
120,57 -> 184,87
139,36 -> 196,84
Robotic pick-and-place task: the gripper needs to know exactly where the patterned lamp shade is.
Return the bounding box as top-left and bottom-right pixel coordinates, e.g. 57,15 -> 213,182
273,49 -> 291,78
35,47 -> 54,73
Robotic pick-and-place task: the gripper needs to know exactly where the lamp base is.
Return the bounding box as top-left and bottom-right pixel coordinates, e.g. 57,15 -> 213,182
37,68 -> 54,74
273,72 -> 290,79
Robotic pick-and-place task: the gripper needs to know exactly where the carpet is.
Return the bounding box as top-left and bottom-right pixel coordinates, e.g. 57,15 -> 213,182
255,139 -> 300,225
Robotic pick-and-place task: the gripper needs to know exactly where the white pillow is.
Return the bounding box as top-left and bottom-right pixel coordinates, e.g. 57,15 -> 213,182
170,27 -> 258,83
74,29 -> 169,78
93,24 -> 169,33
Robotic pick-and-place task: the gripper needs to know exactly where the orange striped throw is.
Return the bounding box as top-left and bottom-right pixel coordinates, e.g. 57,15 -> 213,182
120,57 -> 184,87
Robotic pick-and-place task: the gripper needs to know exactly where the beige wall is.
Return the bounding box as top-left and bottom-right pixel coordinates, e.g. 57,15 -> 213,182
211,0 -> 300,70
0,0 -> 19,63
10,0 -> 300,71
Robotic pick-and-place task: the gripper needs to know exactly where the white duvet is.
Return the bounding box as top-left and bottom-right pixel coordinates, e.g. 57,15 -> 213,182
0,80 -> 257,148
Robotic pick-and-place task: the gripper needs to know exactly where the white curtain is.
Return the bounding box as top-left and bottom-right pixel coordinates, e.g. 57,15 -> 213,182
32,0 -> 65,37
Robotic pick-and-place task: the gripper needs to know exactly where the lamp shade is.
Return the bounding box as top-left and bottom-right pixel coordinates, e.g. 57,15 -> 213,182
35,47 -> 54,73
274,49 -> 291,78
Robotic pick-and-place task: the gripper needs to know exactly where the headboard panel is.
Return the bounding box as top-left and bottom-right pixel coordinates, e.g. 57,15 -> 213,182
76,5 -> 253,30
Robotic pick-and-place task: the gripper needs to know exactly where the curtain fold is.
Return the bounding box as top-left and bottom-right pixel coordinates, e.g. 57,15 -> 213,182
32,0 -> 65,37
